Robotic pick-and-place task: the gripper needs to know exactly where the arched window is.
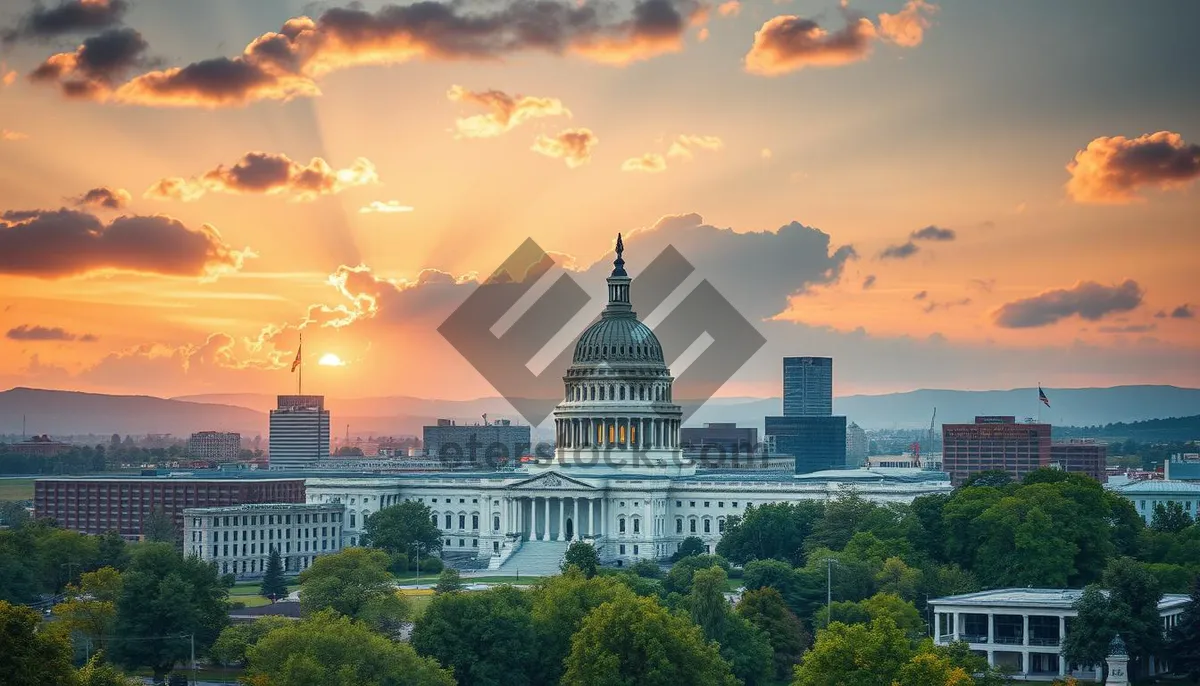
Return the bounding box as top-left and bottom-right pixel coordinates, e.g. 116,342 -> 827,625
703,519 -> 711,533
493,515 -> 500,531
445,514 -> 452,529
690,519 -> 697,533
459,514 -> 466,529
718,518 -> 726,533
600,386 -> 606,400
620,386 -> 626,400
431,514 -> 438,526
639,386 -> 645,401
633,518 -> 641,534
619,517 -> 626,533
676,518 -> 683,534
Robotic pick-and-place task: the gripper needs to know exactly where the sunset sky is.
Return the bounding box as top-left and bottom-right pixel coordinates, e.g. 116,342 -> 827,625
1,0 -> 1198,411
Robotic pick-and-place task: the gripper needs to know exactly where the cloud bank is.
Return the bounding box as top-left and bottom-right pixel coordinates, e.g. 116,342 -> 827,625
991,279 -> 1143,328
1066,131 -> 1200,203
3,0 -> 127,44
146,152 -> 377,202
72,186 -> 130,209
6,324 -> 98,342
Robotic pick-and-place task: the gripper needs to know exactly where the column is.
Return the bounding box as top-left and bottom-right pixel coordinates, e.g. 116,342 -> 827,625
542,497 -> 550,541
1021,651 -> 1029,677
1022,614 -> 1029,646
1058,616 -> 1066,677
557,497 -> 565,541
586,499 -> 593,537
954,612 -> 962,641
600,498 -> 606,536
574,498 -> 580,540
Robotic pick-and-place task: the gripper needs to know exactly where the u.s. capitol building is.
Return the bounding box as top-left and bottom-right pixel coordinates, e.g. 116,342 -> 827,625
307,237 -> 949,571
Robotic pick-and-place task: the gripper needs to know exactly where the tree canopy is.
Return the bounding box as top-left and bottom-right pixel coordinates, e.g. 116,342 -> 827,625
297,548 -> 409,634
360,500 -> 443,557
411,585 -> 536,686
562,541 -> 599,578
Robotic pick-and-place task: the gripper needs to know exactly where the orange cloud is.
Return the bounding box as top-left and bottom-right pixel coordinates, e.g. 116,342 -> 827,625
744,1 -> 937,76
28,28 -> 149,99
1066,131 -> 1200,204
532,128 -> 598,168
146,152 -> 378,202
621,153 -> 668,173
876,0 -> 937,47
667,133 -> 724,159
72,186 -> 131,210
0,208 -> 247,278
2,70 -> 16,86
1,129 -> 28,141
108,1 -> 707,107
447,85 -> 570,138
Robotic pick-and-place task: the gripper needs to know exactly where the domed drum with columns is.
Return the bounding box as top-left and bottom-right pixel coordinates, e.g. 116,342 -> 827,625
552,234 -> 687,472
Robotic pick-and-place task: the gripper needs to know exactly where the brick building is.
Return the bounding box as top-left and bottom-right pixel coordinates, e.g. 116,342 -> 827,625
941,416 -> 1051,486
34,473 -> 306,541
1049,440 -> 1107,482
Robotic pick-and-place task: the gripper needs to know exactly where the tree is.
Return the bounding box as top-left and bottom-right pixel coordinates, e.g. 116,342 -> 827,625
664,554 -> 731,594
0,500 -> 30,528
434,568 -> 463,594
562,540 -> 599,578
742,558 -> 825,619
690,566 -> 771,686
1151,501 -> 1193,533
141,507 -> 176,544
1061,586 -> 1119,683
562,594 -> 738,686
737,587 -> 810,681
53,566 -> 123,653
792,617 -> 912,686
530,570 -> 636,685
628,558 -> 662,578
0,600 -> 77,686
893,652 -> 974,686
717,501 -> 824,566
244,609 -> 454,686
259,548 -> 287,600
297,548 -> 409,633
962,470 -> 1013,489
96,532 -> 128,571
672,536 -> 706,561
875,557 -> 921,602
411,585 -> 536,686
77,654 -> 141,686
360,500 -> 442,557
110,543 -> 231,682
1102,556 -> 1164,678
209,616 -> 292,667
1168,573 -> 1200,680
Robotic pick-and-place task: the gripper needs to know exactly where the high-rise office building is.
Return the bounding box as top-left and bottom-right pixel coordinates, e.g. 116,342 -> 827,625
942,416 -> 1051,485
846,422 -> 869,467
783,356 -> 833,416
269,395 -> 330,470
765,415 -> 847,474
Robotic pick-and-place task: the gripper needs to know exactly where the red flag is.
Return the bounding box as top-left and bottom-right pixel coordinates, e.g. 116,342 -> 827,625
291,345 -> 302,372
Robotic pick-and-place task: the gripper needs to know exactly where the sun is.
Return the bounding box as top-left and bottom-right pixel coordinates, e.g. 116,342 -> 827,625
317,353 -> 346,367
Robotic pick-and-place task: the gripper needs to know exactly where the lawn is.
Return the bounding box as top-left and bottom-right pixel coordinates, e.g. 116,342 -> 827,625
0,477 -> 36,502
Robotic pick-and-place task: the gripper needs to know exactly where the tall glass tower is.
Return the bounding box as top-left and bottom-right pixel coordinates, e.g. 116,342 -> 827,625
782,356 -> 833,416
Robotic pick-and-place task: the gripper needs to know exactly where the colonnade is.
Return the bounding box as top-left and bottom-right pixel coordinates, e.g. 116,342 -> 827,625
554,417 -> 680,449
507,495 -> 606,541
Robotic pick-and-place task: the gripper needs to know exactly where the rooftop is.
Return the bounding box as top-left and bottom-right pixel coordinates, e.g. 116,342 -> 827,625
1109,479 -> 1200,494
932,588 -> 1191,612
183,502 -> 344,514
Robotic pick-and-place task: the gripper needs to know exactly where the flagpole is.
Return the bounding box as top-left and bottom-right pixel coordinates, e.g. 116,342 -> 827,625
1037,382 -> 1041,424
298,332 -> 303,396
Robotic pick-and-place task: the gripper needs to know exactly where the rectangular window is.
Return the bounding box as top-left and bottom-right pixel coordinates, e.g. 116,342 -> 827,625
619,544 -> 626,555
690,520 -> 697,533
676,519 -> 683,534
633,519 -> 640,534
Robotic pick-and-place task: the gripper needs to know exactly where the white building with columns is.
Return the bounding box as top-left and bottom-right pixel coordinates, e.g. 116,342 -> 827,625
305,237 -> 951,571
931,588 -> 1189,681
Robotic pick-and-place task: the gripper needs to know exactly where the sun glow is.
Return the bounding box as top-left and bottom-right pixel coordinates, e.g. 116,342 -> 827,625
317,352 -> 346,366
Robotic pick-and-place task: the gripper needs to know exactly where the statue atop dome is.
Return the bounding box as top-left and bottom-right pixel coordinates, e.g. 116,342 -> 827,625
612,233 -> 627,277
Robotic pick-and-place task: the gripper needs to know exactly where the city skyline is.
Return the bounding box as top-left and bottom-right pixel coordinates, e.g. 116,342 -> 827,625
1,0 -> 1199,401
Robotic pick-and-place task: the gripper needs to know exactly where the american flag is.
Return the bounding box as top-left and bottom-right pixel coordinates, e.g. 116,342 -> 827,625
291,345 -> 302,372
1038,385 -> 1051,408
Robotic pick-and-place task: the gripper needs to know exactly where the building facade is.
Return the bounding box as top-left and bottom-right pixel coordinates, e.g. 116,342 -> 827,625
846,422 -> 868,466
423,419 -> 532,467
931,588 -> 1189,681
269,395 -> 330,470
782,356 -> 833,416
681,423 -> 759,457
942,416 -> 1051,486
302,239 -> 951,572
764,415 -> 847,474
184,502 -> 344,579
1049,440 -> 1106,482
33,474 -> 306,540
1108,479 -> 1200,523
187,431 -> 242,463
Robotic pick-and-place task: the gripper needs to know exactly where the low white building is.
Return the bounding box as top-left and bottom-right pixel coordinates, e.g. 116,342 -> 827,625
931,588 -> 1190,681
184,502 -> 345,579
1108,479 -> 1200,523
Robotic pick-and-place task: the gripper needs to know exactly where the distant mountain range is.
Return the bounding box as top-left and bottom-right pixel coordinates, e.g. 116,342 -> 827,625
1,385 -> 1198,438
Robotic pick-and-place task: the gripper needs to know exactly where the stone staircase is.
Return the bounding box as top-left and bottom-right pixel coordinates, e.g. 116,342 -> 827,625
493,540 -> 568,577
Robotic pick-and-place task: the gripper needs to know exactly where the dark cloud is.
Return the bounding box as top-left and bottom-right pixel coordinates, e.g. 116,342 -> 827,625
968,278 -> 995,293
113,0 -> 707,107
862,274 -> 876,289
913,290 -> 927,300
923,297 -> 971,313
72,186 -> 130,209
910,225 -> 955,241
6,324 -> 97,342
1097,324 -> 1156,334
879,241 -> 918,260
1066,131 -> 1200,203
3,0 -> 127,44
28,27 -> 150,99
991,279 -> 1143,328
145,152 -> 377,201
1171,304 -> 1194,319
744,0 -> 937,76
0,208 -> 247,278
